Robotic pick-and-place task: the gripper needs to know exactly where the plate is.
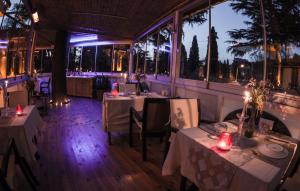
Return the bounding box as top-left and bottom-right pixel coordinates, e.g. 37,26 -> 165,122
258,143 -> 289,159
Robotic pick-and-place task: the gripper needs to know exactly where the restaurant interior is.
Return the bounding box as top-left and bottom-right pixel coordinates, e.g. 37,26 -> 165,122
0,0 -> 300,190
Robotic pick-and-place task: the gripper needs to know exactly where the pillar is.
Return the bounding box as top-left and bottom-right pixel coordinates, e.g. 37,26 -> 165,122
52,30 -> 69,102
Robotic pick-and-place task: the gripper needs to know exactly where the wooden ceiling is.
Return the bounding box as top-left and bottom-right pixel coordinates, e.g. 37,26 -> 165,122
31,0 -> 189,42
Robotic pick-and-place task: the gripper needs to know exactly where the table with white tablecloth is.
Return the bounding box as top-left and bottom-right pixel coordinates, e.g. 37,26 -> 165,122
162,123 -> 298,191
0,105 -> 45,165
102,92 -> 165,133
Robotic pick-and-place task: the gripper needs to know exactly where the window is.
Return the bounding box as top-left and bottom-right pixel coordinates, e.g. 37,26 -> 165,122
69,47 -> 82,72
133,38 -> 147,73
82,46 -> 96,72
180,7 -> 209,80
146,31 -> 158,74
157,24 -> 172,76
33,50 -> 53,73
96,45 -> 112,72
209,1 -> 264,84
112,44 -> 130,72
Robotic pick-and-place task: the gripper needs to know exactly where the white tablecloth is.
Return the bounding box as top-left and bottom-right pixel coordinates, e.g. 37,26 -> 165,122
102,92 -> 164,132
162,124 -> 297,191
0,106 -> 45,165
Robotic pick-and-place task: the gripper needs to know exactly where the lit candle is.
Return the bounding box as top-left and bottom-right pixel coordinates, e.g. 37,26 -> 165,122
217,132 -> 233,151
16,104 -> 23,116
111,89 -> 119,96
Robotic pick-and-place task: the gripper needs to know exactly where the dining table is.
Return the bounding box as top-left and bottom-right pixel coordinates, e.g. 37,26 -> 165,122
162,121 -> 299,191
102,92 -> 165,133
0,105 -> 45,165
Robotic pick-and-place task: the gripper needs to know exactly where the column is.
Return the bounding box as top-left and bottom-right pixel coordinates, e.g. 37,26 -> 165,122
52,30 -> 69,103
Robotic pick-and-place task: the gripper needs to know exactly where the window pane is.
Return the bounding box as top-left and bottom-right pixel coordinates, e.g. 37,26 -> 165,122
82,46 -> 96,72
96,45 -> 112,72
133,38 -> 147,73
112,44 -> 130,72
264,1 -> 300,96
157,24 -> 172,76
180,8 -> 209,80
146,31 -> 158,74
209,1 -> 264,84
69,47 -> 82,72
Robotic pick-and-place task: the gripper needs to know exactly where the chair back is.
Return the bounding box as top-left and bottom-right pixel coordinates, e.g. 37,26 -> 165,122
170,98 -> 200,130
142,98 -> 170,132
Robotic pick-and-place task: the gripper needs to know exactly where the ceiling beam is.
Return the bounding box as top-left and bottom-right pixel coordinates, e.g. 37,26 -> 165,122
71,11 -> 129,21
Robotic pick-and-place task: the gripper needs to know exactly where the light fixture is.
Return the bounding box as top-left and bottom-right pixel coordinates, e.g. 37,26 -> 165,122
0,40 -> 9,44
0,45 -> 7,49
69,34 -> 98,43
32,11 -> 39,23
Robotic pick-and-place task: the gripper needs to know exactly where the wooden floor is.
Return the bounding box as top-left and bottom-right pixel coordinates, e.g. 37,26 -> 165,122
17,97 -> 180,191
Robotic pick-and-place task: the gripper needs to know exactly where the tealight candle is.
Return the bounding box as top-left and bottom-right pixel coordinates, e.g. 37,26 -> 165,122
16,104 -> 23,116
217,132 -> 233,151
111,89 -> 119,96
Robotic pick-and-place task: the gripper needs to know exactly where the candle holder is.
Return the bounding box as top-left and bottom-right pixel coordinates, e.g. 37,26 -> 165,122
217,132 -> 233,151
16,104 -> 23,116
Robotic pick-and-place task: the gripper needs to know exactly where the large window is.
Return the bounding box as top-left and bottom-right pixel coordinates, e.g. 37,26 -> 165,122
82,46 -> 96,72
136,21 -> 173,76
112,44 -> 130,72
180,7 -> 209,80
209,1 -> 264,84
96,45 -> 112,72
68,47 -> 82,72
133,38 -> 147,73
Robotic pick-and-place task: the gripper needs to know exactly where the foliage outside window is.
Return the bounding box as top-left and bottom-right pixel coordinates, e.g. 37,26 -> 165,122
68,47 -> 82,72
146,31 -> 158,74
82,46 -> 96,72
133,38 -> 147,74
157,24 -> 172,76
180,8 -> 208,80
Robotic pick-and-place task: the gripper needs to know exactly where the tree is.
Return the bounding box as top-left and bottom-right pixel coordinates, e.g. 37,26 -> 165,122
188,35 -> 200,79
205,26 -> 219,79
227,0 -> 300,86
180,44 -> 188,76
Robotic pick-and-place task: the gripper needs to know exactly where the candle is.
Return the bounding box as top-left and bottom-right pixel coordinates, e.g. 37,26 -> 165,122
16,104 -> 23,116
111,89 -> 119,96
217,132 -> 233,151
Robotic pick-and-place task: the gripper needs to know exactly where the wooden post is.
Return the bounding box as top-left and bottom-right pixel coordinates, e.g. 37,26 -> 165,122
26,29 -> 36,76
52,30 -> 69,102
128,43 -> 134,75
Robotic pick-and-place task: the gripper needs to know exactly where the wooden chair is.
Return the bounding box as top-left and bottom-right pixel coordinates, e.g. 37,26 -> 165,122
129,98 -> 170,161
0,138 -> 39,191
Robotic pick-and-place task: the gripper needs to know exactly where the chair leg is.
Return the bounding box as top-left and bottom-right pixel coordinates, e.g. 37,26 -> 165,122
142,136 -> 147,161
108,132 -> 112,145
0,175 -> 12,191
20,158 -> 39,185
180,176 -> 187,191
17,161 -> 38,191
129,110 -> 133,147
163,139 -> 170,162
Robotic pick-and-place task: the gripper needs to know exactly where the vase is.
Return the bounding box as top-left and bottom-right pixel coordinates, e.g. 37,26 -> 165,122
245,108 -> 256,138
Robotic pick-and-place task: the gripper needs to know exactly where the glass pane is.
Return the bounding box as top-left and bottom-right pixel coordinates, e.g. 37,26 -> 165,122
209,1 -> 264,85
180,8 -> 209,80
96,45 -> 112,72
69,47 -> 82,72
82,46 -> 96,72
264,1 -> 300,96
146,31 -> 158,74
112,44 -> 130,72
157,24 -> 172,76
133,38 -> 147,73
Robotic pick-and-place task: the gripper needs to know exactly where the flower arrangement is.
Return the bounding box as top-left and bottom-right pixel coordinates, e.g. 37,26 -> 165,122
246,79 -> 272,114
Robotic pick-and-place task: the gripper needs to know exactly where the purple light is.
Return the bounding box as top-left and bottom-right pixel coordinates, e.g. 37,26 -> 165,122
0,46 -> 7,49
0,40 -> 9,44
73,40 -> 132,47
70,35 -> 98,43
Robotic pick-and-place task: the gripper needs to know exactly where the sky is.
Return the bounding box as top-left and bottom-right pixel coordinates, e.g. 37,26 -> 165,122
182,1 -> 250,64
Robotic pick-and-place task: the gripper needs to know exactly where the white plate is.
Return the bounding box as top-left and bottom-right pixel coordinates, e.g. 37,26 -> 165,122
258,143 -> 289,159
